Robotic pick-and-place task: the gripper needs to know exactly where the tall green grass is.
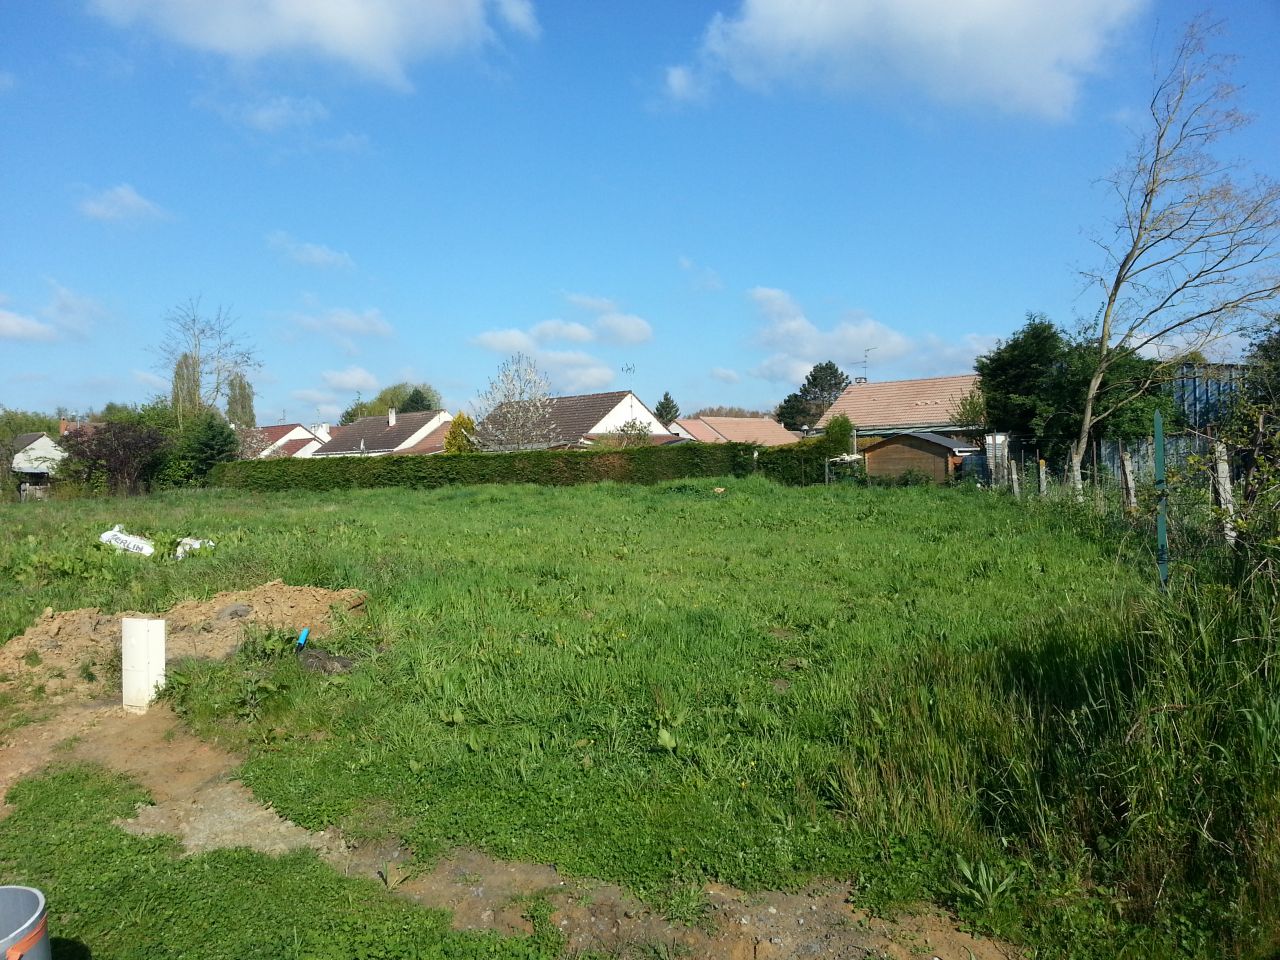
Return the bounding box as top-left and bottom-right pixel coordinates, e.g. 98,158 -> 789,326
2,478 -> 1275,956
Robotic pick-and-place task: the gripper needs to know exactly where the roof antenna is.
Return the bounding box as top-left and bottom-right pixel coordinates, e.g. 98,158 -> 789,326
858,348 -> 876,385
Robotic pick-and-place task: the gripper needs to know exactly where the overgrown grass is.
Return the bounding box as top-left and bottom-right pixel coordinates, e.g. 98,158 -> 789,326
2,478 -> 1275,957
0,765 -> 564,959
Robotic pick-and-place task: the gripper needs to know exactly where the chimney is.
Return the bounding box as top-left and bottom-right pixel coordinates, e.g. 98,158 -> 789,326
388,408 -> 396,427
854,376 -> 868,385
59,417 -> 69,436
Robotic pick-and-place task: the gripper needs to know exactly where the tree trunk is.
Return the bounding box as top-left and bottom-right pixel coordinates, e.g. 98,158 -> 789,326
1069,441 -> 1086,501
1119,449 -> 1138,513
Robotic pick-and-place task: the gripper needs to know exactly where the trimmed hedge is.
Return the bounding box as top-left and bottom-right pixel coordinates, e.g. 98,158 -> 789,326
211,442 -> 758,492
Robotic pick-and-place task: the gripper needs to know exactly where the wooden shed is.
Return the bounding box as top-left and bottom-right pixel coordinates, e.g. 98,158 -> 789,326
862,432 -> 980,484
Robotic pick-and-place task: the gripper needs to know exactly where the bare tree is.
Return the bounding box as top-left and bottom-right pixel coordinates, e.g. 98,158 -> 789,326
158,299 -> 260,428
1070,18 -> 1280,494
472,353 -> 560,451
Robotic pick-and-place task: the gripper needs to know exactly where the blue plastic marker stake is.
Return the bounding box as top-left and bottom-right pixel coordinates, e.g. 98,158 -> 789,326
296,627 -> 310,650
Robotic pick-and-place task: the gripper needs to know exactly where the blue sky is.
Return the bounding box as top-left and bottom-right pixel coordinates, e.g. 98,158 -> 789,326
3,0 -> 1279,424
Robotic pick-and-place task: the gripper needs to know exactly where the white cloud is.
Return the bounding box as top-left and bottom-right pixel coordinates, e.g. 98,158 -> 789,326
44,282 -> 105,334
293,388 -> 336,405
745,286 -> 990,383
531,318 -> 593,343
243,95 -> 329,132
565,293 -> 616,313
671,0 -> 1144,118
678,255 -> 723,291
133,369 -> 168,389
567,293 -> 654,345
79,183 -> 167,222
664,65 -> 705,103
302,307 -> 389,336
0,308 -> 57,341
321,365 -> 378,392
539,350 -> 615,393
89,0 -> 541,89
711,367 -> 741,384
270,231 -> 355,268
472,328 -> 537,354
493,0 -> 539,38
596,311 -> 653,345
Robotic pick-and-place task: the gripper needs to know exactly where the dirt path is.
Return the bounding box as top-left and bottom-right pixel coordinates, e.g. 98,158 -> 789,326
0,589 -> 1018,960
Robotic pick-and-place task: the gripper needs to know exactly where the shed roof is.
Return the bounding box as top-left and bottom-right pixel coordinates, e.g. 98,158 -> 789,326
13,432 -> 44,453
817,374 -> 978,431
865,431 -> 981,453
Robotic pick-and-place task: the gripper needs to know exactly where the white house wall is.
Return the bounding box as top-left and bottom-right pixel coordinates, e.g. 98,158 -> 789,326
590,394 -> 670,435
392,411 -> 452,452
259,425 -> 315,458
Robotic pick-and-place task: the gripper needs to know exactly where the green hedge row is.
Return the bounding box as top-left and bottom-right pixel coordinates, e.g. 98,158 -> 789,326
211,442 -> 758,492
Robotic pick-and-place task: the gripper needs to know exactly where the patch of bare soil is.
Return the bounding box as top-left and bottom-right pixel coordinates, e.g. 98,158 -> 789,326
0,589 -> 1018,960
0,580 -> 365,706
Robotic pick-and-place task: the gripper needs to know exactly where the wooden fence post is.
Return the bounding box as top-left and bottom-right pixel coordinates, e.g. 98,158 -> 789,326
1038,459 -> 1047,496
1119,449 -> 1138,513
1212,440 -> 1237,546
1009,459 -> 1021,499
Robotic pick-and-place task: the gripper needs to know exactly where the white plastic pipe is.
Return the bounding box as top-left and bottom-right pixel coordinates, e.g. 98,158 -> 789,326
121,617 -> 166,714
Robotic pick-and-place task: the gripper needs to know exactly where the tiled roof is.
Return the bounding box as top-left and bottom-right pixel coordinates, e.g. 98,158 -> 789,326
481,391 -> 635,447
315,411 -> 444,455
701,417 -> 796,446
260,423 -> 307,443
395,421 -> 452,455
672,418 -> 723,443
545,391 -> 631,443
817,374 -> 979,430
13,432 -> 44,452
272,438 -> 313,458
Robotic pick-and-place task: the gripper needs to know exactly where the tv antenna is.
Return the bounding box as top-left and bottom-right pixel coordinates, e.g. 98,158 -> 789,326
621,363 -> 636,375
859,348 -> 876,384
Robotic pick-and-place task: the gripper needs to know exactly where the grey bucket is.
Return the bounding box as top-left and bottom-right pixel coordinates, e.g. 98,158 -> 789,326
0,887 -> 50,960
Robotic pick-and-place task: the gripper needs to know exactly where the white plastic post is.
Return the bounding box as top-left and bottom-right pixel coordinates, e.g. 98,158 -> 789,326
121,617 -> 166,714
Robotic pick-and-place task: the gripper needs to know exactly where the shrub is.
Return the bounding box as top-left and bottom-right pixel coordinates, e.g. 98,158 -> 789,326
213,442 -> 757,492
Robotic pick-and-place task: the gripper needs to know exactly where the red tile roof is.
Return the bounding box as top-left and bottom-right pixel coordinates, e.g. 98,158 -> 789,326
700,417 -> 796,446
259,423 -> 308,443
817,374 -> 979,431
672,418 -> 723,443
272,438 -> 313,458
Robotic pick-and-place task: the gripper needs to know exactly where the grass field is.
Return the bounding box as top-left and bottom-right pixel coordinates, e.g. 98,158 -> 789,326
1,477 -> 1275,958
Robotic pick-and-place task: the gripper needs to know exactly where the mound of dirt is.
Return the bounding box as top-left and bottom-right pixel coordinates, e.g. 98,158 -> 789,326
0,580 -> 365,705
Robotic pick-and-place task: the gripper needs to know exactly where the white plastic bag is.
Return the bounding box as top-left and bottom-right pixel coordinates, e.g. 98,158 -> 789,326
99,524 -> 156,557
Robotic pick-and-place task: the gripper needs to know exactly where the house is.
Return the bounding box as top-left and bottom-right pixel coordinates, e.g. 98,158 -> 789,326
251,423 -> 331,459
478,391 -> 673,450
816,374 -> 979,437
11,432 -> 67,498
670,416 -> 796,446
311,408 -> 453,457
862,432 -> 980,484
